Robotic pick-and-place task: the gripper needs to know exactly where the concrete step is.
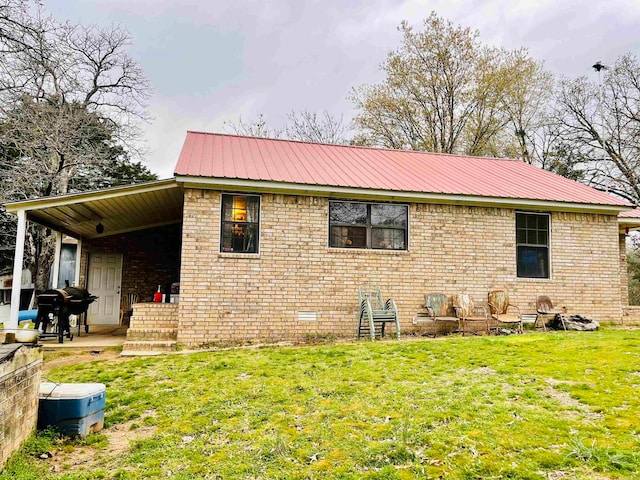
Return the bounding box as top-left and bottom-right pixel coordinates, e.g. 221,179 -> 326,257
126,328 -> 177,341
121,340 -> 177,356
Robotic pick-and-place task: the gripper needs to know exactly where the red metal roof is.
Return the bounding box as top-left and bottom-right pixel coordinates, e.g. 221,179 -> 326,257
175,132 -> 631,207
620,207 -> 640,217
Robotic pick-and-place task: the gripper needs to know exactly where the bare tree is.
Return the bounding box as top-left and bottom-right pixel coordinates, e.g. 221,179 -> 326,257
0,1 -> 153,288
223,113 -> 283,139
284,110 -> 349,144
225,110 -> 350,144
553,54 -> 640,203
0,1 -> 150,144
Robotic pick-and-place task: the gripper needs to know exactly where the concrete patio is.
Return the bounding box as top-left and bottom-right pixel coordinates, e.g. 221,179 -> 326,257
37,325 -> 127,351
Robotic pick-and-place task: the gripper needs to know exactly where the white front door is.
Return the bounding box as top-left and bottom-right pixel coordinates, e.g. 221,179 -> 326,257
87,253 -> 122,325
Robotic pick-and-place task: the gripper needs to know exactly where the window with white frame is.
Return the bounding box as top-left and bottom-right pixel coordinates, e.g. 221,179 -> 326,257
329,201 -> 408,250
516,211 -> 550,278
220,194 -> 260,253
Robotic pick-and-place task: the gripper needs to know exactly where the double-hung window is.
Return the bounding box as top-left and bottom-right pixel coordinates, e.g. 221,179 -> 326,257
329,201 -> 408,250
516,212 -> 550,278
220,194 -> 260,253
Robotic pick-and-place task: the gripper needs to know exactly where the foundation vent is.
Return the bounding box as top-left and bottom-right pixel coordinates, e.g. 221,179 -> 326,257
297,311 -> 318,322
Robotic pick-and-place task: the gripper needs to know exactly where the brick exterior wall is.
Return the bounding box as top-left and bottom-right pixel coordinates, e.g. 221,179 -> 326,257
79,224 -> 182,307
122,303 -> 179,353
177,189 -> 624,347
622,306 -> 640,324
0,345 -> 43,468
620,234 -> 629,307
129,303 -> 179,331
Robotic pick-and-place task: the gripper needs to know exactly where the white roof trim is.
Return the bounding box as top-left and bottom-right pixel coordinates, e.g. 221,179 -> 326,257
619,217 -> 640,231
176,176 -> 631,215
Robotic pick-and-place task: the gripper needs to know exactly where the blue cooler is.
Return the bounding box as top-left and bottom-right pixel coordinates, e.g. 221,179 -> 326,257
18,309 -> 38,323
38,383 -> 106,435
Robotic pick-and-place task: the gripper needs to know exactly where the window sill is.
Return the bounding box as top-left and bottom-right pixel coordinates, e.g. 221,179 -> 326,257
327,247 -> 411,255
516,277 -> 552,282
218,253 -> 260,259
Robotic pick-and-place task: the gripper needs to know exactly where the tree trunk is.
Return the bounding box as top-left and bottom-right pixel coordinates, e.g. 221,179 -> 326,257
33,228 -> 54,291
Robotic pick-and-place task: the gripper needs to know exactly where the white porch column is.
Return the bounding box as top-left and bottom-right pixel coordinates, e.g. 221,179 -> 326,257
74,237 -> 82,287
8,209 -> 27,329
51,231 -> 62,289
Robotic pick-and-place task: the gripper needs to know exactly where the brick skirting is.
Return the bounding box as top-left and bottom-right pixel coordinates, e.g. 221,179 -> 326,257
0,344 -> 43,468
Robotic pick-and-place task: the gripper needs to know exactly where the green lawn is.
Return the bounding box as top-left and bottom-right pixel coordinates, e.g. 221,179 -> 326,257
3,329 -> 640,479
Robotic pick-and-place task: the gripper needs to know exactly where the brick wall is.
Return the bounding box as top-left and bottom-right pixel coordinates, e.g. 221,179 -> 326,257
622,306 -> 640,324
79,224 -> 182,306
620,234 -> 629,307
177,190 -> 624,347
129,303 -> 179,331
0,345 -> 43,468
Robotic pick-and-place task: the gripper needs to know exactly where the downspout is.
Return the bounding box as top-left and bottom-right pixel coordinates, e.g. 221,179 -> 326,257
8,209 -> 26,330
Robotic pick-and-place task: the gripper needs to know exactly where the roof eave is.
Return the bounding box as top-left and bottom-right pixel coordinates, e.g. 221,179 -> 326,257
3,178 -> 180,213
175,176 -> 631,215
619,217 -> 640,232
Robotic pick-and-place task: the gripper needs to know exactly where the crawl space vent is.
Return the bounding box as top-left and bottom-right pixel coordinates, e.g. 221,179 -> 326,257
297,311 -> 318,322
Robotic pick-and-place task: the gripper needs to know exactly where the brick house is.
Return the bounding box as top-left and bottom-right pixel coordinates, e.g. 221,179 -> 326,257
5,132 -> 640,351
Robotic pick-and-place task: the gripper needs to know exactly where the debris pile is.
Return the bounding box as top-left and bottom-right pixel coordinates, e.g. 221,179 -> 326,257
548,314 -> 599,331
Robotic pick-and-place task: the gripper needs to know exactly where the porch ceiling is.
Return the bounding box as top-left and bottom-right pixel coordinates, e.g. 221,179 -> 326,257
4,179 -> 184,239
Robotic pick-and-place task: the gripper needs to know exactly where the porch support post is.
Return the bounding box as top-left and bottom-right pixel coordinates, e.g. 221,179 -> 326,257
8,209 -> 27,330
74,237 -> 83,287
51,231 -> 62,289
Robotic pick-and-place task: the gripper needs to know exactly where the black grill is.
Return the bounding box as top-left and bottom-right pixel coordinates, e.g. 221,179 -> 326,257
36,287 -> 98,343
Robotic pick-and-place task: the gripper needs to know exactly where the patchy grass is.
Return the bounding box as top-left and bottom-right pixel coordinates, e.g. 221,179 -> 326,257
3,329 -> 640,479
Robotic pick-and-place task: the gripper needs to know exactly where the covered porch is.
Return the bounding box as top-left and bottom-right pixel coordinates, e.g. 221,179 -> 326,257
3,179 -> 184,351
619,207 -> 640,322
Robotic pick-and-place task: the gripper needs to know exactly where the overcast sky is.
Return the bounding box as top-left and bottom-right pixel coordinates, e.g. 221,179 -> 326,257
45,0 -> 640,179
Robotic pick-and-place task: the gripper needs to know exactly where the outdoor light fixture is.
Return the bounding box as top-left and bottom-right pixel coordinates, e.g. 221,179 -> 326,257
96,221 -> 104,234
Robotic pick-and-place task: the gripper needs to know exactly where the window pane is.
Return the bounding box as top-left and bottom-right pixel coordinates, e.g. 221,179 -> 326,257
222,194 -> 256,223
221,223 -> 258,253
516,214 -> 526,229
516,229 -> 526,244
246,196 -> 259,223
221,223 -> 234,252
241,224 -> 258,252
517,246 -> 549,278
330,202 -> 367,224
330,226 -> 366,248
538,230 -> 548,246
372,228 -> 406,250
537,215 -> 549,230
525,230 -> 535,244
526,215 -> 537,229
371,204 -> 407,227
222,195 -> 234,221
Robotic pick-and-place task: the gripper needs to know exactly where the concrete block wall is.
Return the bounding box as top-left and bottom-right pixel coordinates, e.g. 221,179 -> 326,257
0,345 -> 43,468
177,189 -> 624,347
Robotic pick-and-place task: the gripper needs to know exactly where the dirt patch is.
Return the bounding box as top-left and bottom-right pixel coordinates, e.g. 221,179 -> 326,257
42,349 -> 128,373
47,410 -> 158,475
544,380 -> 603,422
